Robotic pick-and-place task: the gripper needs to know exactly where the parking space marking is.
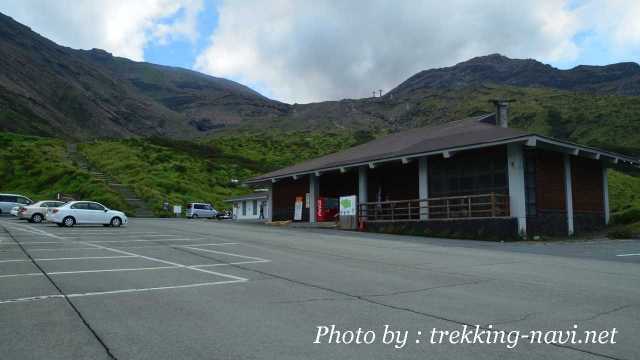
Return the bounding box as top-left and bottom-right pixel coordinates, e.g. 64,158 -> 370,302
0,241 -> 69,245
0,255 -> 136,263
0,294 -> 66,305
0,222 -> 274,304
86,238 -> 207,244
0,272 -> 42,278
65,234 -> 183,239
2,222 -> 249,282
0,279 -> 246,305
25,247 -> 106,251
183,246 -> 270,262
616,253 -> 640,257
180,243 -> 240,247
0,265 -> 181,278
193,259 -> 271,267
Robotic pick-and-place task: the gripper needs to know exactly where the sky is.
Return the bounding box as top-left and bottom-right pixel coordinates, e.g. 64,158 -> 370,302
1,0 -> 639,104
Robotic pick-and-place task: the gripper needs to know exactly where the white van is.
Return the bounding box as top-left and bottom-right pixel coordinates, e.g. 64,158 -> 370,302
186,203 -> 217,219
0,194 -> 33,215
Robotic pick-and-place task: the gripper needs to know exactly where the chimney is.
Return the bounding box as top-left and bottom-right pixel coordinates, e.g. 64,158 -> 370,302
490,99 -> 514,128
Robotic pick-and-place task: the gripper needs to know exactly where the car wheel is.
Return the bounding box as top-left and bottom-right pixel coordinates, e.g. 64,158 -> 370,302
63,216 -> 75,227
193,214 -> 198,219
31,213 -> 44,223
110,217 -> 122,227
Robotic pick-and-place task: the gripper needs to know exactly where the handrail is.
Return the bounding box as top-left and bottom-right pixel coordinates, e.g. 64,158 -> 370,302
358,193 -> 509,222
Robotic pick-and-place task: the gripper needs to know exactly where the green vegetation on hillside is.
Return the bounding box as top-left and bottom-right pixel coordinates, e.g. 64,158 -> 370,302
208,130 -> 376,169
76,131 -> 372,214
0,132 -> 129,211
407,86 -> 640,156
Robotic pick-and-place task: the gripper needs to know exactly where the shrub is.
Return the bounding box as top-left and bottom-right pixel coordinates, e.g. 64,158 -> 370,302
608,226 -> 634,239
611,207 -> 640,225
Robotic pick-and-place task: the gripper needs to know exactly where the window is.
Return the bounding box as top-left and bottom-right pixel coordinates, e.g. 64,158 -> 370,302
71,203 -> 89,210
88,203 -> 105,211
0,195 -> 17,203
428,150 -> 508,197
16,197 -> 31,205
242,201 -> 247,216
252,200 -> 258,215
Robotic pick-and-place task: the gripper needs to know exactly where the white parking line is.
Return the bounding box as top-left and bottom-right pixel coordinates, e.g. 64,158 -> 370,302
616,253 -> 640,257
0,266 -> 180,278
65,234 -> 181,239
87,238 -> 206,244
181,243 -> 239,247
0,241 -> 69,245
2,222 -> 248,282
0,222 -> 265,303
183,246 -> 269,262
0,255 -> 137,263
0,294 -> 66,304
23,247 -> 106,251
0,278 -> 246,305
41,231 -> 162,234
193,260 -> 271,267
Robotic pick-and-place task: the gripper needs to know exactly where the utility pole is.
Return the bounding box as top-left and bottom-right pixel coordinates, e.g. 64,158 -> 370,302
372,91 -> 376,98
378,89 -> 382,97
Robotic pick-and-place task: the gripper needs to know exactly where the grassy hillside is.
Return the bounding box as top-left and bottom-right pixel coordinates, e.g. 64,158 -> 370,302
0,132 -> 129,211
77,131 -> 371,214
385,86 -> 640,156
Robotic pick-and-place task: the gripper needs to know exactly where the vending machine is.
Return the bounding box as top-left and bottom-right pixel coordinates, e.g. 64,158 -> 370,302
316,197 -> 339,222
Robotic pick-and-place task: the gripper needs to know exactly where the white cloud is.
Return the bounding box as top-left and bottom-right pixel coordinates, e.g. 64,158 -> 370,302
194,0 -> 583,103
575,0 -> 640,54
0,0 -> 203,61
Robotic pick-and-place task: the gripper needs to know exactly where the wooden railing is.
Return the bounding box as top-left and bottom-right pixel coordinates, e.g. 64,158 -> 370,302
358,193 -> 510,222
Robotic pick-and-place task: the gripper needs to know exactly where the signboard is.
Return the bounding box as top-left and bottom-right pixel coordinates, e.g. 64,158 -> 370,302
305,193 -> 310,208
173,205 -> 182,217
339,195 -> 357,216
294,196 -> 304,221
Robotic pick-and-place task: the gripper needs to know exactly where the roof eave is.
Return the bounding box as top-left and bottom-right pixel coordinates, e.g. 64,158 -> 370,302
246,134 -> 640,184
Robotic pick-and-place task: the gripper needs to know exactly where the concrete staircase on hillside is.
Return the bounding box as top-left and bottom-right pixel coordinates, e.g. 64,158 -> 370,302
66,143 -> 155,217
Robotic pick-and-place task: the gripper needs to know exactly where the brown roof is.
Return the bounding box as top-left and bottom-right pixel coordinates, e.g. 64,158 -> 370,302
249,113 -> 640,183
249,114 -> 534,182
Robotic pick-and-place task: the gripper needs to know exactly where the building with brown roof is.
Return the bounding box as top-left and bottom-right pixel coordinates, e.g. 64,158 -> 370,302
247,102 -> 639,239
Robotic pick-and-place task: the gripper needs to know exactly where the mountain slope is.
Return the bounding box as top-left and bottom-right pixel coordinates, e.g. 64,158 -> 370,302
390,54 -> 640,97
0,12 -> 286,139
1,11 -> 640,157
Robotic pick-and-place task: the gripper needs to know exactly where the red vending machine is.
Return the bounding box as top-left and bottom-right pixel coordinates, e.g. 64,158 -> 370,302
317,197 -> 339,222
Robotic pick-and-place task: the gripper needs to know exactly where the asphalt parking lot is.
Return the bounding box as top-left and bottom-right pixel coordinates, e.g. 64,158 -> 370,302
0,218 -> 638,360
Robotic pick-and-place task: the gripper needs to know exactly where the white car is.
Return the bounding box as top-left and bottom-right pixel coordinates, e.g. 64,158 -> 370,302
19,200 -> 66,223
46,201 -> 128,227
10,206 -> 21,217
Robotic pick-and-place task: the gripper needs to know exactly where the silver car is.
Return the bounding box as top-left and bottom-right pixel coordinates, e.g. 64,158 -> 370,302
19,200 -> 66,223
186,202 -> 217,219
0,194 -> 33,216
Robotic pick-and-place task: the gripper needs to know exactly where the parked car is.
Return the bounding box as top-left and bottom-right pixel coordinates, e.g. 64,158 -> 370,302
10,206 -> 22,217
0,194 -> 33,215
46,201 -> 128,227
19,200 -> 66,223
186,202 -> 217,219
216,209 -> 232,220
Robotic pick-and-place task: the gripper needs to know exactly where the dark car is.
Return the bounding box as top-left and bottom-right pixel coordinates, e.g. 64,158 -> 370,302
216,210 -> 232,220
